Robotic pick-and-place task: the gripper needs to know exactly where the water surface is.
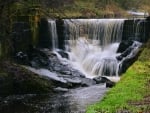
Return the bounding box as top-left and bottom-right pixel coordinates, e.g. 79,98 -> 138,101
0,84 -> 107,113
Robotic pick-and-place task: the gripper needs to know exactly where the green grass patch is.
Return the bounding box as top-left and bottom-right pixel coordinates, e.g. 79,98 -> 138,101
86,42 -> 150,113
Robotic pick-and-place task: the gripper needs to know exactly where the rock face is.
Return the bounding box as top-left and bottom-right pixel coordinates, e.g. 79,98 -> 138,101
122,20 -> 150,43
38,18 -> 53,49
14,39 -> 143,90
117,41 -> 142,74
15,48 -> 97,90
12,22 -> 32,53
117,40 -> 134,53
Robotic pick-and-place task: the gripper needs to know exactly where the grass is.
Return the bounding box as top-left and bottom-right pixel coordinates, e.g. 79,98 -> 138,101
86,41 -> 150,113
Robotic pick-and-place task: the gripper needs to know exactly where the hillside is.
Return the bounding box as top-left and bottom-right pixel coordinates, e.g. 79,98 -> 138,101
41,0 -> 150,18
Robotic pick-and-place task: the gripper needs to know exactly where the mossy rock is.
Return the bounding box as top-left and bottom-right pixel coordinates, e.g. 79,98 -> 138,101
0,61 -> 53,96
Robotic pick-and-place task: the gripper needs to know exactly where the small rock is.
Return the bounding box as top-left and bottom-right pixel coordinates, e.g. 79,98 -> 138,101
81,78 -> 96,86
93,76 -> 106,84
57,50 -> 69,59
64,78 -> 82,84
60,70 -> 71,75
53,87 -> 69,92
106,81 -> 116,88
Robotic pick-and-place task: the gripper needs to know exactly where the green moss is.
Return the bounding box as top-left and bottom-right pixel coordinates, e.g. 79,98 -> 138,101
86,40 -> 150,113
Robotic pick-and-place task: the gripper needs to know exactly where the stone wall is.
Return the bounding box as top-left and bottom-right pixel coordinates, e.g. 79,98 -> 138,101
122,19 -> 150,42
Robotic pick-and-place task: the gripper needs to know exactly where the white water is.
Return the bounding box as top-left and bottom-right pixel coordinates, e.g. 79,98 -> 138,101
64,19 -> 124,47
48,20 -> 58,50
48,19 -> 125,78
67,39 -> 120,78
24,66 -> 67,83
64,19 -> 124,78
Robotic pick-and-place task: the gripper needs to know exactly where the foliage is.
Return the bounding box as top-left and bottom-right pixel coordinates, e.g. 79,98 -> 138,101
40,0 -> 150,18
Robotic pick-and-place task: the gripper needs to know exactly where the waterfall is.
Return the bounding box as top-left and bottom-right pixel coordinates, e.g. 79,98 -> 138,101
39,18 -> 143,78
64,19 -> 124,48
45,19 -> 142,78
48,20 -> 58,50
63,19 -> 124,77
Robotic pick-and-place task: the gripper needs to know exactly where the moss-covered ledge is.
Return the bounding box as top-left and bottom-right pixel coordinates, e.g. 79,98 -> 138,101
0,60 -> 53,96
86,40 -> 150,113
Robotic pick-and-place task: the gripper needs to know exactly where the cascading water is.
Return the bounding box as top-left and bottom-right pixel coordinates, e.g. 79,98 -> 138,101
45,19 -> 142,78
64,19 -> 124,46
63,19 -> 124,78
48,20 -> 58,50
9,19 -> 144,113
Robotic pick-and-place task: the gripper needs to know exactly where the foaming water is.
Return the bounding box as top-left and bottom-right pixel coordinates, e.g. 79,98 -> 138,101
63,19 -> 124,78
67,38 -> 120,78
46,19 -> 125,78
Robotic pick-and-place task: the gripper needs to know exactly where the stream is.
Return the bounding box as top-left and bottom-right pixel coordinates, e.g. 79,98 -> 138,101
0,84 -> 107,113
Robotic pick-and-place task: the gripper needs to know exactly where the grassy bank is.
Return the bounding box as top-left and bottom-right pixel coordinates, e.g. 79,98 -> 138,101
86,41 -> 150,113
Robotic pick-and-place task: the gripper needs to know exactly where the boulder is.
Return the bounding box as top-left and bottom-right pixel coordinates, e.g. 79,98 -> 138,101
57,50 -> 69,59
101,76 -> 120,88
117,40 -> 134,53
117,41 -> 142,74
93,76 -> 120,88
53,87 -> 69,92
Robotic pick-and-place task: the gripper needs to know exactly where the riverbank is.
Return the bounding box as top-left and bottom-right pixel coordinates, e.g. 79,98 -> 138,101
86,40 -> 150,113
0,60 -> 53,95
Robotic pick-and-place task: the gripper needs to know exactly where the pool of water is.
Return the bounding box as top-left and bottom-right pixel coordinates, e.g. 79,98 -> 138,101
0,84 -> 107,113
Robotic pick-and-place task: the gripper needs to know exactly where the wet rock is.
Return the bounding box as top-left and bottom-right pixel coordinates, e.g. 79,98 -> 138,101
56,19 -> 65,50
81,78 -> 96,86
57,50 -> 69,59
117,41 -> 142,74
100,77 -> 115,88
117,40 -> 134,53
93,76 -> 120,87
38,18 -> 53,48
27,49 -> 50,68
71,71 -> 86,78
30,57 -> 49,68
18,48 -> 98,89
146,16 -> 150,21
64,78 -> 82,85
53,87 -> 69,92
15,51 -> 29,65
116,46 -> 133,61
59,70 -> 71,75
12,22 -> 32,53
93,76 -> 106,84
106,81 -> 115,88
